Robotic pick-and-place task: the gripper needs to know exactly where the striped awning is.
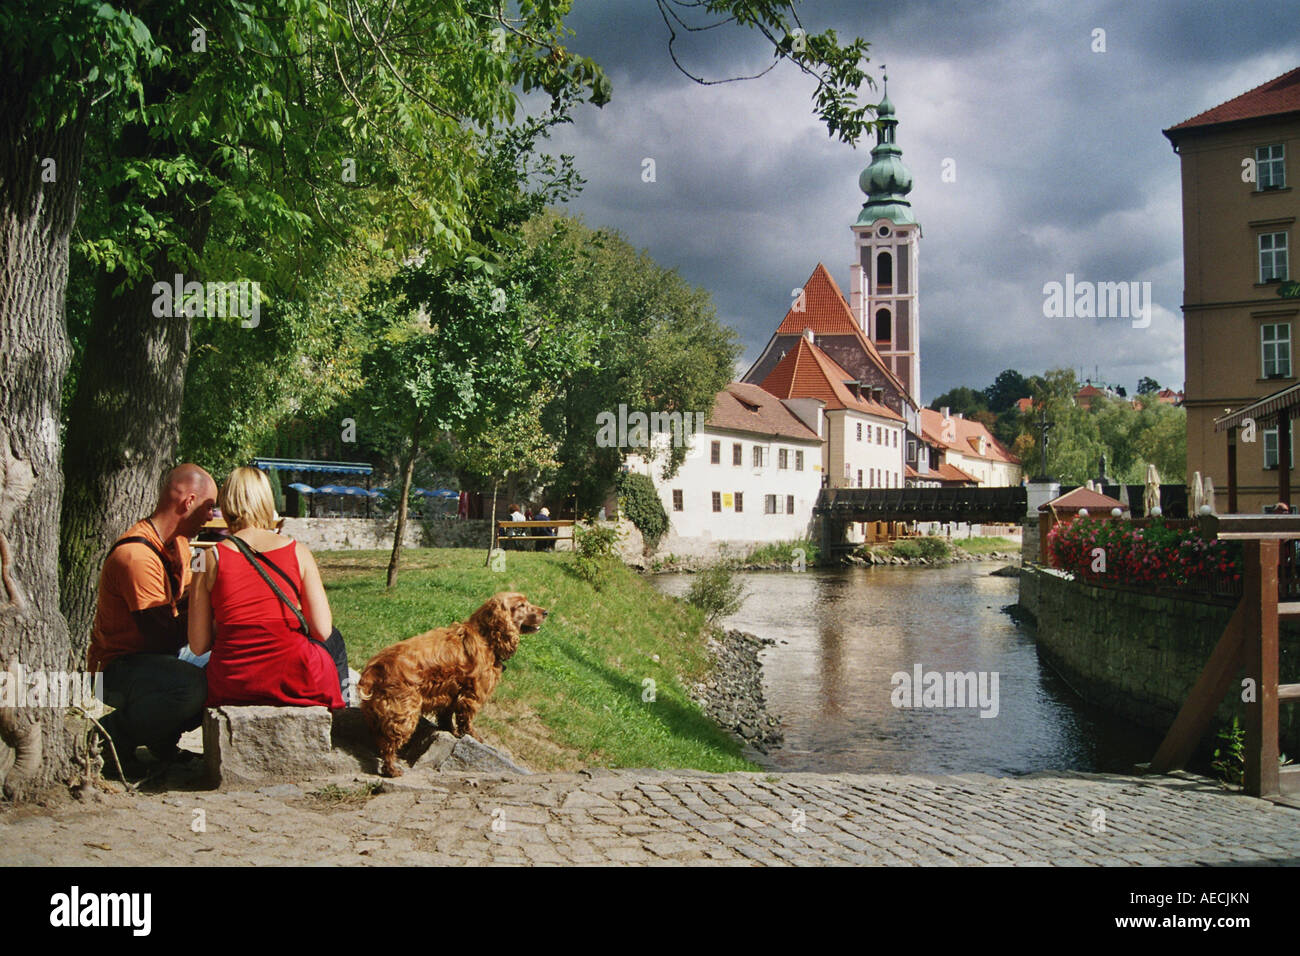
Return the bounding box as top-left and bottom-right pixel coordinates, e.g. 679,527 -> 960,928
252,457 -> 373,476
1214,382 -> 1300,431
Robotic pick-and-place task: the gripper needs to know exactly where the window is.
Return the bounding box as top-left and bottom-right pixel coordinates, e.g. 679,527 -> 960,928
875,308 -> 892,342
856,422 -> 862,441
786,494 -> 794,514
778,448 -> 789,469
876,426 -> 882,444
1258,144 -> 1286,191
844,463 -> 851,480
710,440 -> 721,464
1264,424 -> 1296,470
734,492 -> 743,513
672,489 -> 683,512
711,491 -> 722,512
732,442 -> 743,466
893,431 -> 898,448
764,494 -> 779,514
857,469 -> 863,488
1260,232 -> 1289,282
753,446 -> 763,468
876,250 -> 893,287
795,450 -> 804,471
1263,323 -> 1291,378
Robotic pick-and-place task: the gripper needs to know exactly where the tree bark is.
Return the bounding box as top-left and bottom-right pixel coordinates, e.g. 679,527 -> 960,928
386,411 -> 423,589
58,186 -> 211,647
485,480 -> 499,565
0,64 -> 89,798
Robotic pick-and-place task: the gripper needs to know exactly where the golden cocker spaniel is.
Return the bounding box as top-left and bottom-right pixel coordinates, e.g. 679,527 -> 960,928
357,592 -> 547,777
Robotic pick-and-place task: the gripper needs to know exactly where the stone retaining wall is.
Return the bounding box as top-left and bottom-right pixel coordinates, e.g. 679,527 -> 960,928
1018,565 -> 1300,757
280,517 -> 492,552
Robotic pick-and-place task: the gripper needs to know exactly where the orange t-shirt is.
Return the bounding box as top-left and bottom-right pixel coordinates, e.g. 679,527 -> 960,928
87,519 -> 193,672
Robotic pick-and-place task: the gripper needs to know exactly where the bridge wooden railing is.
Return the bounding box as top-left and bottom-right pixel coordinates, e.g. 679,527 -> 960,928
817,485 -> 1027,524
1148,514 -> 1300,800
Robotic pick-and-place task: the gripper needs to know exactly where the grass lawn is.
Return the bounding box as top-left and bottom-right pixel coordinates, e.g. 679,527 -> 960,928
318,548 -> 759,774
950,536 -> 1019,554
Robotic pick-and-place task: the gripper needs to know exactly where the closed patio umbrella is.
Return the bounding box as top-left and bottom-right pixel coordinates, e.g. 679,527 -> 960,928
1191,471 -> 1205,515
1144,464 -> 1161,516
1203,476 -> 1217,515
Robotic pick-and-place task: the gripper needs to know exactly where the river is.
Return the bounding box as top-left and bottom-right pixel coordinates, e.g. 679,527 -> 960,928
652,563 -> 1162,775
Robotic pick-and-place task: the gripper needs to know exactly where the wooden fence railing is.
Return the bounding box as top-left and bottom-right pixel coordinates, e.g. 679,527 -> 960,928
1148,514 -> 1300,800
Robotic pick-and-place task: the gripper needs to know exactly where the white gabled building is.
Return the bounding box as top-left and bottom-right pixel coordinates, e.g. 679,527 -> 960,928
626,382 -> 824,546
757,331 -> 906,490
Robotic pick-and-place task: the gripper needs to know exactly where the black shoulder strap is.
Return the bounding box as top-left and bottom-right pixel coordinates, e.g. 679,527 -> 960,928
109,535 -> 180,601
226,535 -> 309,636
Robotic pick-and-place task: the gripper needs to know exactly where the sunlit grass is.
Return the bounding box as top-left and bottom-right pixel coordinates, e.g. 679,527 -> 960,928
318,548 -> 758,773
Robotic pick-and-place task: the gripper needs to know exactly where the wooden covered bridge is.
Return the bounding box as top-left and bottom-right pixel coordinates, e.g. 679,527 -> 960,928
815,485 -> 1028,552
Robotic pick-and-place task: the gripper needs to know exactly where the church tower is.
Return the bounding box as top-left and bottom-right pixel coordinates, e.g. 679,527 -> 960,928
849,79 -> 921,406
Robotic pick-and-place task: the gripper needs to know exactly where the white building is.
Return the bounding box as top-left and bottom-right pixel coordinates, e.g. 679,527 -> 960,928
758,332 -> 906,489
626,383 -> 824,547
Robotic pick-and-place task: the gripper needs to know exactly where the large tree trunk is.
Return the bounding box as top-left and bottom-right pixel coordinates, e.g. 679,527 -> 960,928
386,412 -> 423,589
58,190 -> 211,646
0,67 -> 89,798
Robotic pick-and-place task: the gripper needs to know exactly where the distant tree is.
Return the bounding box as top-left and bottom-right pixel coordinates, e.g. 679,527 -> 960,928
929,386 -> 987,418
983,369 -> 1030,413
1137,376 -> 1161,395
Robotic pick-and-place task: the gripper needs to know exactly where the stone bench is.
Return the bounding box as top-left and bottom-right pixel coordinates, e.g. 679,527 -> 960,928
201,705 -> 527,789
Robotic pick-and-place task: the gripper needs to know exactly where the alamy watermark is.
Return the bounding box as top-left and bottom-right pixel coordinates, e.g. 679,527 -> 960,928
890,664 -> 999,718
595,405 -> 707,449
0,663 -> 103,708
1042,273 -> 1152,329
152,274 -> 261,328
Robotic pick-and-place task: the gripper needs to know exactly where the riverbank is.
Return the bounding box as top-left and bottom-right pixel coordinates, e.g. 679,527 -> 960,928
636,537 -> 1021,574
689,629 -> 783,755
319,549 -> 761,774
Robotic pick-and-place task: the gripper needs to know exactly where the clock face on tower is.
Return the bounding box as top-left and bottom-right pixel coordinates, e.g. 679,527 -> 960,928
877,225 -> 890,237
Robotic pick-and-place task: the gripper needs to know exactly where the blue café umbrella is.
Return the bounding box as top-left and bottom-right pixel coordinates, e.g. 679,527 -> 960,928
287,482 -> 316,494
433,489 -> 459,499
315,484 -> 351,495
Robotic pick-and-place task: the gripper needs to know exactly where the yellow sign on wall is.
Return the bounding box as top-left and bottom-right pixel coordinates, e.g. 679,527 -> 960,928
722,493 -> 734,508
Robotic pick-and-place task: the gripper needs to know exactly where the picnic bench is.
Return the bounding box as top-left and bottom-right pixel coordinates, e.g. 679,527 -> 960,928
496,519 -> 574,549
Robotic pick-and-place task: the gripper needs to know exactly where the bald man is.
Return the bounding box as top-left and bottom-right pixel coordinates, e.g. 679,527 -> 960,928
89,464 -> 217,776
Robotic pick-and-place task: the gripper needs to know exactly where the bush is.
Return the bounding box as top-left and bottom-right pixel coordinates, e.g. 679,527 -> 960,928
889,540 -> 922,560
616,471 -> 668,552
744,539 -> 820,568
573,522 -> 623,590
686,563 -> 746,624
914,536 -> 950,561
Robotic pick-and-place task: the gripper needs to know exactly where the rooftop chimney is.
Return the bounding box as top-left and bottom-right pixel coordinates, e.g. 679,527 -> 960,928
803,327 -> 814,344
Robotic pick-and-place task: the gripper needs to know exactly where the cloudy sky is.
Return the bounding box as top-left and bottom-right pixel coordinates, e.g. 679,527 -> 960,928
530,0 -> 1300,404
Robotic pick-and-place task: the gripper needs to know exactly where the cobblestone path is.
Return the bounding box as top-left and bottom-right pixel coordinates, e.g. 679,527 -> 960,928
2,768 -> 1297,866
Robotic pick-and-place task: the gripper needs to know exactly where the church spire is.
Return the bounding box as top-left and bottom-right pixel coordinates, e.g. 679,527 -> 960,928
856,73 -> 915,226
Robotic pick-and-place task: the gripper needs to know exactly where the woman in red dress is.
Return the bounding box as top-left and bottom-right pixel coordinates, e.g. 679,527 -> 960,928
188,467 -> 343,709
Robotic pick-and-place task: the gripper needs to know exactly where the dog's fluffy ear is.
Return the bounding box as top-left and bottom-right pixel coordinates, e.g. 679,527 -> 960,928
472,593 -> 522,660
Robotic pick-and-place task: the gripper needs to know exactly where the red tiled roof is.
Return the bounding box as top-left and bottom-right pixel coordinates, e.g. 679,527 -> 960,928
1015,397 -> 1034,413
918,408 -> 1019,464
1040,486 -> 1127,513
1075,384 -> 1103,397
934,462 -> 979,484
760,337 -> 902,420
705,382 -> 821,442
773,263 -> 912,402
1166,67 -> 1300,135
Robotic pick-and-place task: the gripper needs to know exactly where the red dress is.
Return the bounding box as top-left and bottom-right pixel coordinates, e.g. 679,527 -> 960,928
206,540 -> 343,709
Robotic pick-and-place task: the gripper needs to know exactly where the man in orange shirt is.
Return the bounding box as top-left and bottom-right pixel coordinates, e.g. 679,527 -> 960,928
90,464 -> 217,775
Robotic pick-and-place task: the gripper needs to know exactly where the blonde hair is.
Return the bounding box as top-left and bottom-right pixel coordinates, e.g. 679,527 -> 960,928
219,466 -> 277,532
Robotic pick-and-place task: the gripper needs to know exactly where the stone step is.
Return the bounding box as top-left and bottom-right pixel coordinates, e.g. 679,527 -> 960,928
201,705 -> 527,789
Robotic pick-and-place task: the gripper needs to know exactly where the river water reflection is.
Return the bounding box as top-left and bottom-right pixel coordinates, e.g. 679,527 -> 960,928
652,564 -> 1161,775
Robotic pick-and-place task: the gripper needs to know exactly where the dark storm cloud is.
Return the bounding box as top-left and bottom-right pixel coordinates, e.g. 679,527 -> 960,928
541,0 -> 1300,401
